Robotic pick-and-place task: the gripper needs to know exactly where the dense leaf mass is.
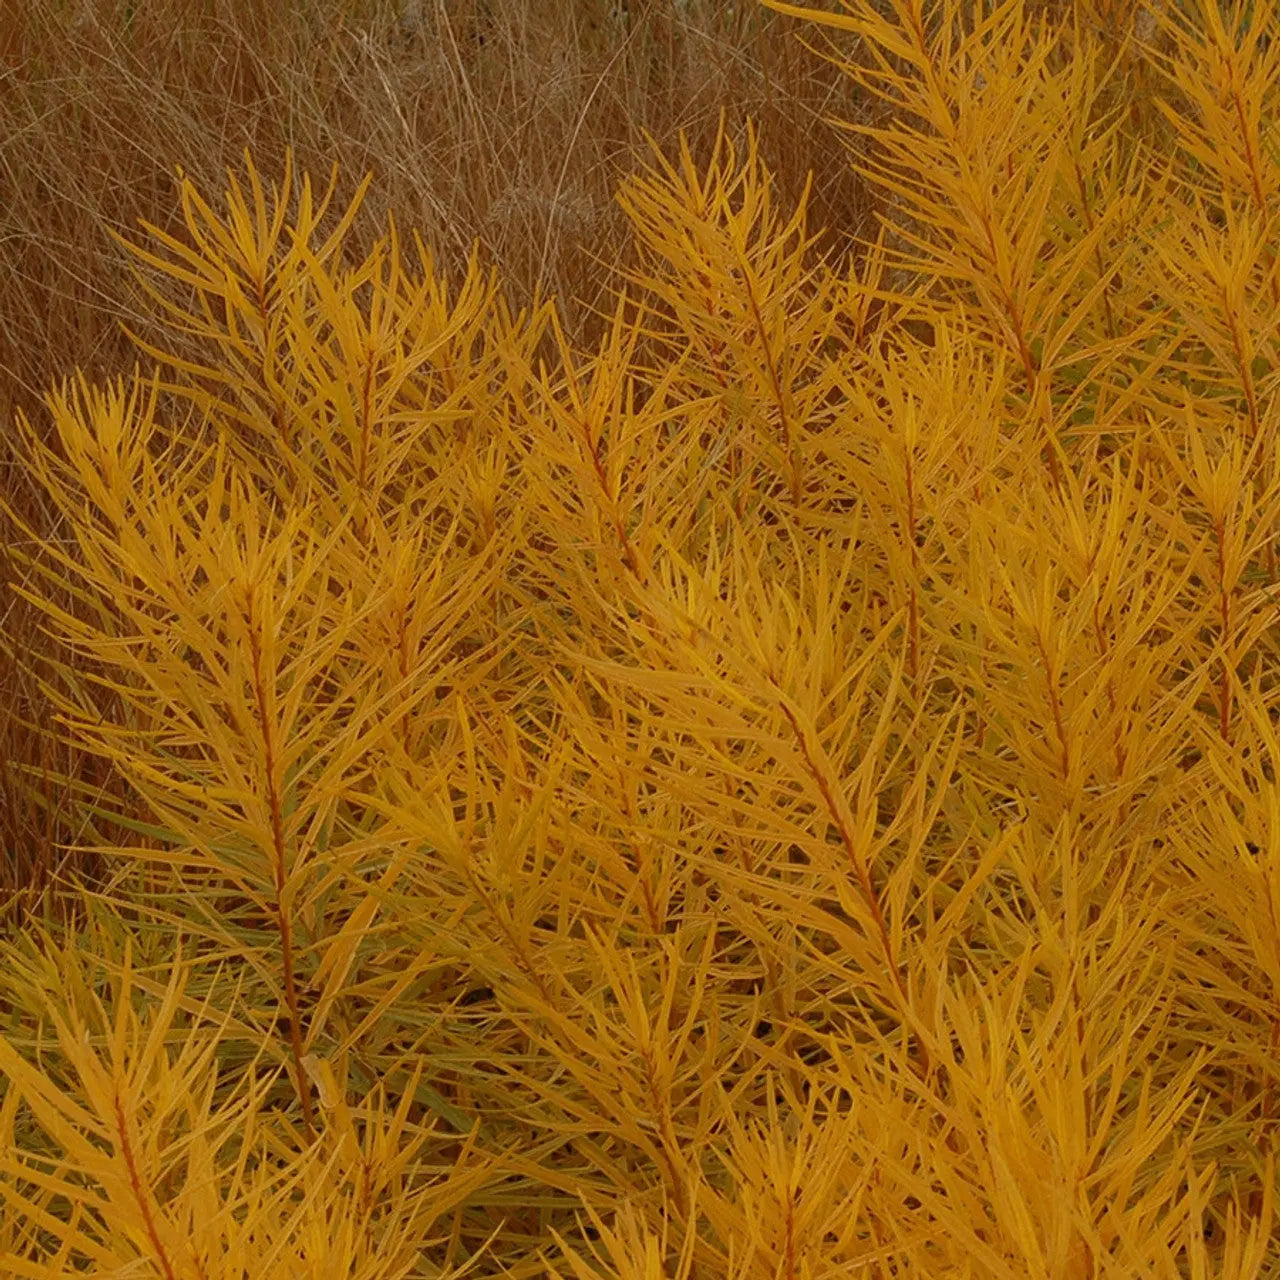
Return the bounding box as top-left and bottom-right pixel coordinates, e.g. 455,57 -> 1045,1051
0,1 -> 1278,1276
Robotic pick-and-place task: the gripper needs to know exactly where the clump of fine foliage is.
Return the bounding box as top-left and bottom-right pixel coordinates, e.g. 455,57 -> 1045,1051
0,0 -> 1278,1276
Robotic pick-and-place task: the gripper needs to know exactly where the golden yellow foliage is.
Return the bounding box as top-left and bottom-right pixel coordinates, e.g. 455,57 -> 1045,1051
1,1 -> 1278,1275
